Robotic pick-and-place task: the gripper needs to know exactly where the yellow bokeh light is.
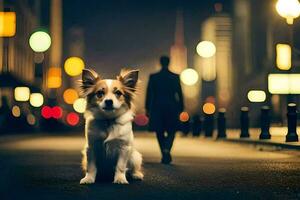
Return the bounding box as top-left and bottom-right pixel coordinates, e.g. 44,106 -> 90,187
47,67 -> 62,88
180,68 -> 199,86
203,103 -> 216,114
276,44 -> 291,70
196,41 -> 216,58
14,87 -> 30,102
73,98 -> 87,113
30,93 -> 44,107
268,73 -> 300,94
0,12 -> 16,37
179,112 -> 190,122
64,57 -> 85,76
29,31 -> 51,52
12,105 -> 21,117
63,89 -> 79,104
276,0 -> 300,24
247,90 -> 266,102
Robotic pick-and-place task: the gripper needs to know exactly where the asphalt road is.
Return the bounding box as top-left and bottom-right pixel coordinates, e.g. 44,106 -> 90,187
0,132 -> 299,200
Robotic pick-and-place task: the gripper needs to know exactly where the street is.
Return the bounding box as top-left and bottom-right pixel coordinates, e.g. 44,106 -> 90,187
0,132 -> 299,200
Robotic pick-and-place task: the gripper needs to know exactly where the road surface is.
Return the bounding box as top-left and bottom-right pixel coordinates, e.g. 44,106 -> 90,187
0,132 -> 299,200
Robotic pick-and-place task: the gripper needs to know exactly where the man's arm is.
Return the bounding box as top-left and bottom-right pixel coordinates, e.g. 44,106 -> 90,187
176,76 -> 184,112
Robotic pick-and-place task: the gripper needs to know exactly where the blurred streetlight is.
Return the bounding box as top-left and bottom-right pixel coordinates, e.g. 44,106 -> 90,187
29,93 -> 44,107
14,87 -> 30,102
63,88 -> 79,104
179,112 -> 190,122
0,12 -> 16,37
12,105 -> 21,117
247,90 -> 266,102
64,57 -> 85,76
276,44 -> 291,70
73,98 -> 87,113
47,67 -> 62,88
203,103 -> 216,114
276,0 -> 300,25
268,73 -> 300,94
196,41 -> 216,58
180,68 -> 199,86
29,31 -> 51,52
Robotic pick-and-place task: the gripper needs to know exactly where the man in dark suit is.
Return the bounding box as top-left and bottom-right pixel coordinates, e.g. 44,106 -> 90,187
145,56 -> 184,164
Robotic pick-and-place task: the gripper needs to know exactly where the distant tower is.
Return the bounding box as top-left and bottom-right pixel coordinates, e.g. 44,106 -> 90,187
169,10 -> 187,74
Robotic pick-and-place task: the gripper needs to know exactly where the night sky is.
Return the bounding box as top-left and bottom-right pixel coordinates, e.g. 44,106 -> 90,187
62,0 -> 232,77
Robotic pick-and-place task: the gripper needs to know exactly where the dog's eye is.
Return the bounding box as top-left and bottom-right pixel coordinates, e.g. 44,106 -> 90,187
96,91 -> 105,98
114,90 -> 123,98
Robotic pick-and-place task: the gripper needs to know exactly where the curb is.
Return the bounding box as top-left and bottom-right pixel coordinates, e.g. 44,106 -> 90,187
220,138 -> 300,150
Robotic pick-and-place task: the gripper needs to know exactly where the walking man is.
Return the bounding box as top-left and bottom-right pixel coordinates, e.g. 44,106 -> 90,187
145,56 -> 184,164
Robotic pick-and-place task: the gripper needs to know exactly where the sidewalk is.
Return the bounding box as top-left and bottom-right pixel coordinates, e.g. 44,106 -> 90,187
221,127 -> 300,150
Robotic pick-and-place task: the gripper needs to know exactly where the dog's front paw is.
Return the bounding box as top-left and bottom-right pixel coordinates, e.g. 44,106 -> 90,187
113,173 -> 129,184
80,175 -> 95,185
132,171 -> 144,180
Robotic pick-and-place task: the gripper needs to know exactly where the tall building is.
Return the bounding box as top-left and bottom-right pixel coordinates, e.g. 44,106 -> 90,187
195,14 -> 233,114
0,0 -> 38,105
169,10 -> 187,74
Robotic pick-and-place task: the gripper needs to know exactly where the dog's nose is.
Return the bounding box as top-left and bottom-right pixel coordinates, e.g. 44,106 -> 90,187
104,99 -> 113,107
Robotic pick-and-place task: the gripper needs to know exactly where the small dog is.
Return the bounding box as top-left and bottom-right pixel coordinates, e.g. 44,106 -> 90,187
79,68 -> 144,184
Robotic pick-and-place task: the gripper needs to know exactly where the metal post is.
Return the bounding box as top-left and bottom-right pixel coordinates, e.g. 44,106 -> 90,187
286,103 -> 299,142
217,108 -> 226,138
204,113 -> 214,137
240,107 -> 250,138
192,114 -> 201,137
259,106 -> 271,139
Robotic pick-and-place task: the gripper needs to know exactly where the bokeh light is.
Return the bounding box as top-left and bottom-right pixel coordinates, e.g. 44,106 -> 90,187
276,0 -> 300,24
41,106 -> 52,119
73,98 -> 87,113
14,87 -> 30,102
180,68 -> 199,86
27,114 -> 36,125
47,67 -> 62,88
0,12 -> 16,37
66,112 -> 80,126
134,114 -> 149,126
276,44 -> 291,70
63,89 -> 78,104
30,93 -> 44,107
29,31 -> 51,52
64,57 -> 85,76
247,90 -> 266,102
12,105 -> 21,117
203,103 -> 216,114
196,41 -> 216,58
52,106 -> 63,119
179,112 -> 190,122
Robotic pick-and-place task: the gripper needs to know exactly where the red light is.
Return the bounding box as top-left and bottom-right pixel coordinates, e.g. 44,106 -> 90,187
41,106 -> 52,119
66,112 -> 79,126
134,114 -> 149,126
52,106 -> 63,119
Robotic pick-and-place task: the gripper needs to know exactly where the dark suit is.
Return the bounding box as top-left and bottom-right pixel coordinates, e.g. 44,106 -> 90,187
146,68 -> 184,152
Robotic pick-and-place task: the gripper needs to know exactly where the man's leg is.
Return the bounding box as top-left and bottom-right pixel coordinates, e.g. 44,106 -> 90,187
156,131 -> 166,155
165,131 -> 176,151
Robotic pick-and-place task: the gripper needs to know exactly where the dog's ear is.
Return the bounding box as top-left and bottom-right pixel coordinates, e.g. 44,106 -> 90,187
79,69 -> 99,96
118,69 -> 139,90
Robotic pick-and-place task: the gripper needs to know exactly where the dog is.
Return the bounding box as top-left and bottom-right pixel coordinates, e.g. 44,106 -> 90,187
79,68 -> 144,184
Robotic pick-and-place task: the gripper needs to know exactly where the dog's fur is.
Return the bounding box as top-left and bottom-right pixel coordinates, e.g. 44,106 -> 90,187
79,68 -> 143,184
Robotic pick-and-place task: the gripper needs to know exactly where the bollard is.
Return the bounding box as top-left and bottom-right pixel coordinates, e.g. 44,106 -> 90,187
286,103 -> 299,142
217,108 -> 226,138
192,114 -> 202,137
259,106 -> 271,139
204,113 -> 214,137
240,107 -> 250,138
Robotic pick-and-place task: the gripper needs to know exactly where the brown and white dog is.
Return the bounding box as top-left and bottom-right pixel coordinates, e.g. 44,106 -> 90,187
79,68 -> 143,184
